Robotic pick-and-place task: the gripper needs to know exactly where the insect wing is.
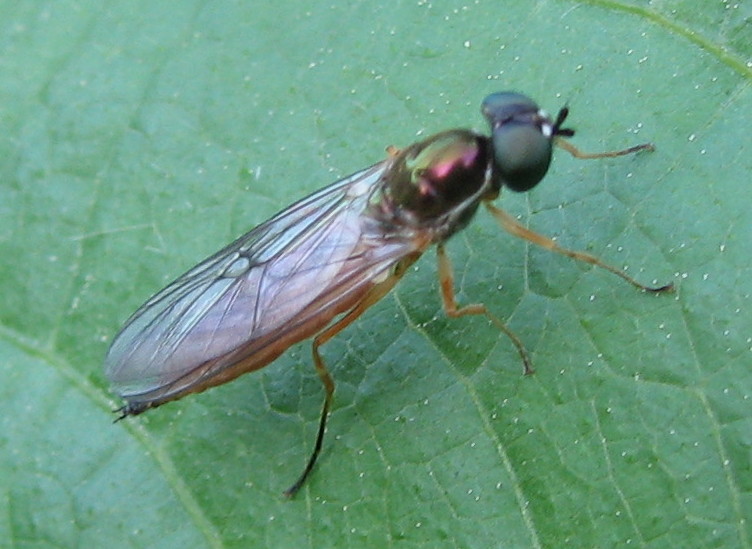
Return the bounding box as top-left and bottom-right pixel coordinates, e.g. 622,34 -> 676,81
105,161 -> 421,407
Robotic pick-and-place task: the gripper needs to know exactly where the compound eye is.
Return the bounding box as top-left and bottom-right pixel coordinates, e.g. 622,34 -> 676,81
481,92 -> 538,122
491,122 -> 553,192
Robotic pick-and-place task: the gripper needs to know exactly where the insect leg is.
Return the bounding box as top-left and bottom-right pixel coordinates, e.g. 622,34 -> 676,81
437,243 -> 534,375
283,256 -> 420,497
282,332 -> 335,498
555,137 -> 655,159
484,202 -> 673,293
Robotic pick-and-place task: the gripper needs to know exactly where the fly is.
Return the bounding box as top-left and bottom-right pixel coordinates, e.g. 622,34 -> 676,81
104,91 -> 673,497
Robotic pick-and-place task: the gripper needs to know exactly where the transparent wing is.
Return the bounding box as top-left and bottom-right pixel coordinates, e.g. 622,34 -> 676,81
105,161 -> 423,408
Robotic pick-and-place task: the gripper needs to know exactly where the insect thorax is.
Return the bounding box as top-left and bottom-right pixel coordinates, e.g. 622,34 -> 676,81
370,129 -> 495,241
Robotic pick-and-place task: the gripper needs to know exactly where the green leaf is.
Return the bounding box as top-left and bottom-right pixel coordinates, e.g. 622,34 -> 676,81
1,1 -> 749,547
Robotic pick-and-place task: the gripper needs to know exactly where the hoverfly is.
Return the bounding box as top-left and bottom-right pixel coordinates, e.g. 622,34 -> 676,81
105,92 -> 673,497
